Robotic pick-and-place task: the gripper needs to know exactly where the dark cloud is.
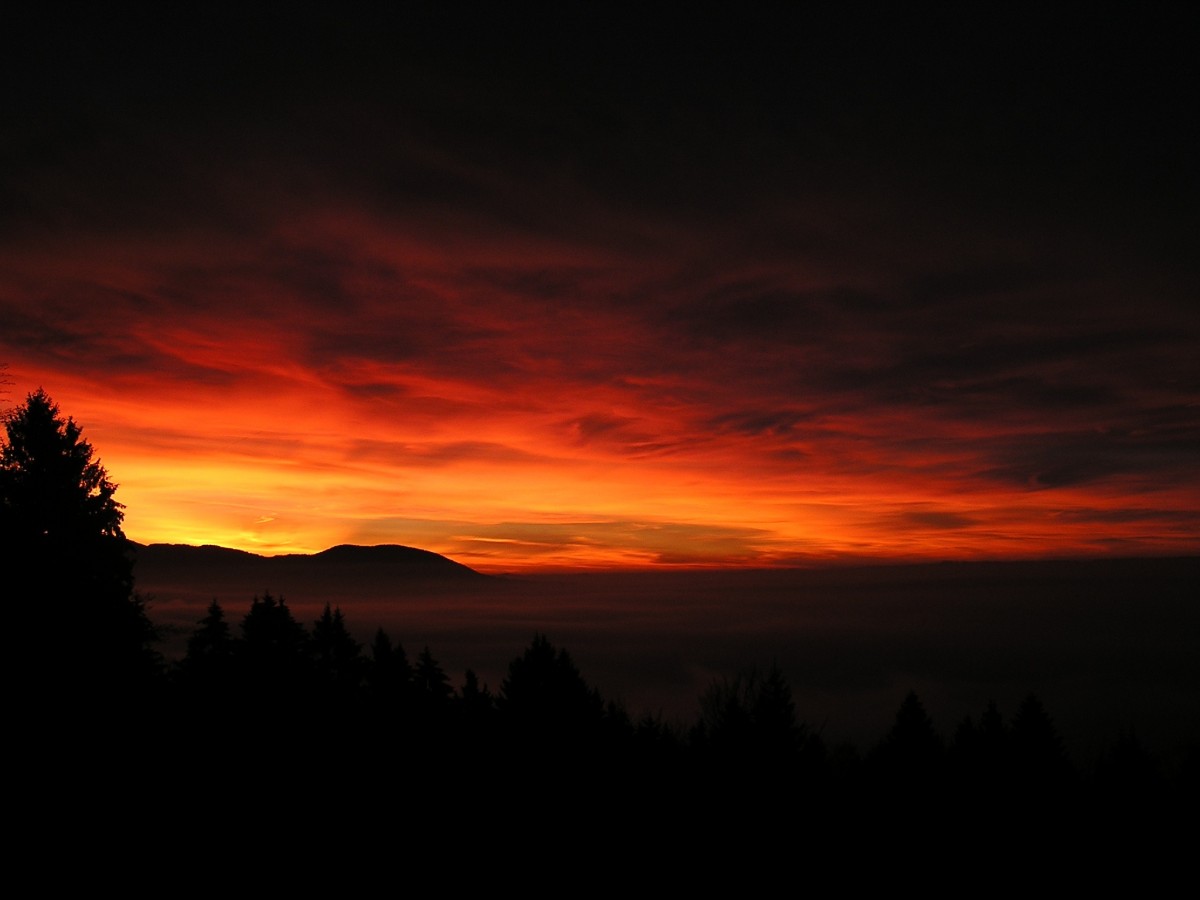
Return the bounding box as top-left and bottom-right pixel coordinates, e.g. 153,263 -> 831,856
981,425 -> 1200,490
103,423 -> 313,460
307,322 -> 497,373
460,266 -> 618,304
0,304 -> 240,388
903,262 -> 1071,307
888,510 -> 980,531
566,413 -> 638,443
346,440 -> 546,468
1051,508 -> 1199,526
7,7 -> 1194,244
2,7 -> 1197,564
706,410 -> 815,438
901,377 -> 1120,419
670,288 -> 822,345
559,413 -> 688,458
338,382 -> 409,401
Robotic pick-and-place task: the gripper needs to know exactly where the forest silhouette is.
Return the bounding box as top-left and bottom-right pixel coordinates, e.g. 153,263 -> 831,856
4,389 -> 1195,852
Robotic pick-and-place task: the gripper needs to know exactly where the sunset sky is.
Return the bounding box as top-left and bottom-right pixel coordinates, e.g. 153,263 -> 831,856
2,9 -> 1197,570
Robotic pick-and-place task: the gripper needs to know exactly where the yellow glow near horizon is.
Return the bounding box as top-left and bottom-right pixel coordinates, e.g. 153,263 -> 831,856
4,215 -> 1197,571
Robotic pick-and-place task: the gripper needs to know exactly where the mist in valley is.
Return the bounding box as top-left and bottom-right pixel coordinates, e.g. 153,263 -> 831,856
137,550 -> 1200,765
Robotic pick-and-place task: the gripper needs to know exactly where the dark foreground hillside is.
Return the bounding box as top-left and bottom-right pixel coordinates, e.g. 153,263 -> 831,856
17,554 -> 1198,878
34,604 -> 1199,874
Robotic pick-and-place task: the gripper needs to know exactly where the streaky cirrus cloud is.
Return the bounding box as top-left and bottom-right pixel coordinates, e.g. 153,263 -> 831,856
1,9 -> 1197,568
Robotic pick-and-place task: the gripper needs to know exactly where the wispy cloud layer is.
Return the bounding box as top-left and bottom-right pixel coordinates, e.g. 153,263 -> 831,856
2,10 -> 1197,567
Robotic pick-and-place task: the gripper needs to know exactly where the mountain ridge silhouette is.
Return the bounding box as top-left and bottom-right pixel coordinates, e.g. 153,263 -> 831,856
129,540 -> 486,581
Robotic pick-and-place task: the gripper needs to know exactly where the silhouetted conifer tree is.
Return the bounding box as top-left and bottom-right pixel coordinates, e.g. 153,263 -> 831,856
870,691 -> 945,803
414,646 -> 453,707
1,389 -> 158,701
692,664 -> 825,810
499,633 -> 604,736
1,389 -> 125,562
237,592 -> 310,702
696,665 -> 810,765
310,603 -> 363,695
169,598 -> 241,767
240,593 -> 306,653
949,698 -> 1014,815
185,599 -> 234,664
1010,693 -> 1072,792
494,634 -> 610,798
460,668 -> 494,715
456,668 -> 497,750
634,713 -> 685,761
978,700 -> 1007,753
179,599 -> 236,695
366,627 -> 412,704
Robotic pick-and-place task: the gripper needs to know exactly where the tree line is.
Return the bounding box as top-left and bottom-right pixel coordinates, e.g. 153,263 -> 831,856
3,387 -> 1193,839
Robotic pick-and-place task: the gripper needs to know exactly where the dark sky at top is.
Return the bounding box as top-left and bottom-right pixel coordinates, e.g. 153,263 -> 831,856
7,9 -> 1195,244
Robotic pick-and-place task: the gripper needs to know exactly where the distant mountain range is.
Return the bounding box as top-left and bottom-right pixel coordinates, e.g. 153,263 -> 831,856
130,541 -> 486,587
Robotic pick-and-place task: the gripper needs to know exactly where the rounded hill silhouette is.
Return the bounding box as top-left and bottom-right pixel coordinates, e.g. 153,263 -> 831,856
131,541 -> 486,590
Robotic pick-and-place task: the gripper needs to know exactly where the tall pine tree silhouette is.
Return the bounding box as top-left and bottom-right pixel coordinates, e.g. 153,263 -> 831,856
1,389 -> 157,699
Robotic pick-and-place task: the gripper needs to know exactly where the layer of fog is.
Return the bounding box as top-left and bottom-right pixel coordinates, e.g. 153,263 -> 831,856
138,558 -> 1200,765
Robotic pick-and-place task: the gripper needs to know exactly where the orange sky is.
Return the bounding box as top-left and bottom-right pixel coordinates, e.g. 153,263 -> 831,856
3,10 -> 1198,570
